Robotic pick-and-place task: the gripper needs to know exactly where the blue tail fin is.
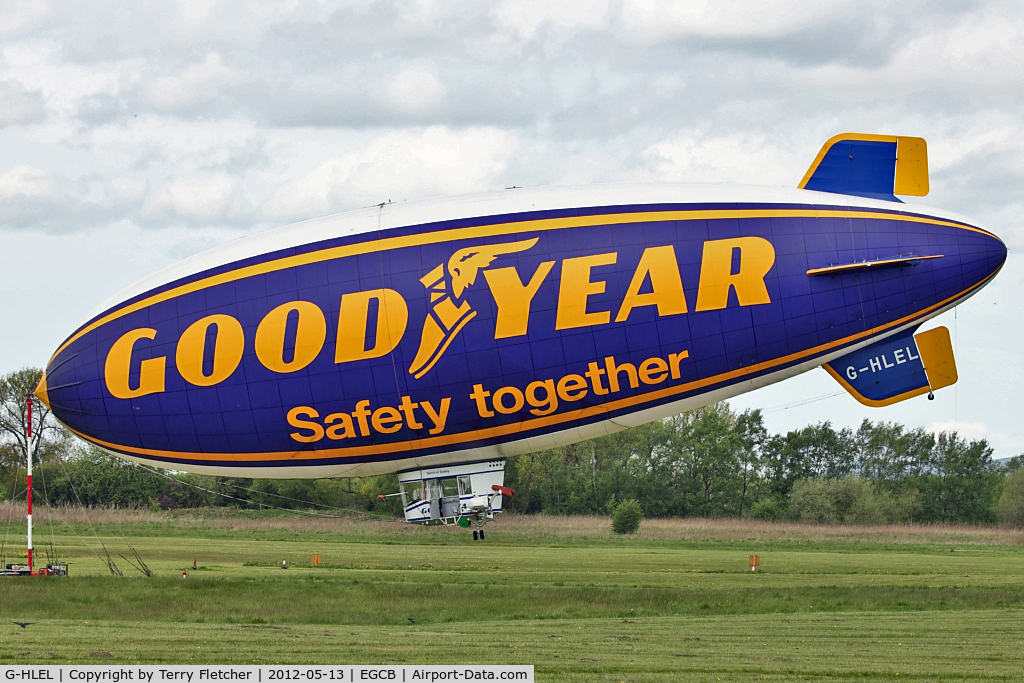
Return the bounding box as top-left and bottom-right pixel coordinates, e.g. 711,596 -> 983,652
799,133 -> 929,202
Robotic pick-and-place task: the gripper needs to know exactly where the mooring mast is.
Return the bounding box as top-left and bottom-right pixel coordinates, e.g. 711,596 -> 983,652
26,394 -> 33,571
1,393 -> 66,577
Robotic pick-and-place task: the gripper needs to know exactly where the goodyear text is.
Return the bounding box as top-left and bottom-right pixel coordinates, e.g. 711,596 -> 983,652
102,236 -> 774,399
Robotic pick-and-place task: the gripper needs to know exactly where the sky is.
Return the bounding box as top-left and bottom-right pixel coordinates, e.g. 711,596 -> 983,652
1,0 -> 1023,456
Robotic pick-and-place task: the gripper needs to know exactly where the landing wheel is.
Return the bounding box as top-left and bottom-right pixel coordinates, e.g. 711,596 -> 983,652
473,530 -> 479,540
479,530 -> 485,540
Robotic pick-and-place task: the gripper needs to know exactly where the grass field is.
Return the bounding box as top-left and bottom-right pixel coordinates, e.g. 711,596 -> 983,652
1,505 -> 1023,681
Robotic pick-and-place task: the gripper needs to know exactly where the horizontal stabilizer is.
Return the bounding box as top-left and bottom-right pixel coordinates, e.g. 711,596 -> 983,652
806,254 -> 943,276
799,133 -> 929,202
824,326 -> 957,407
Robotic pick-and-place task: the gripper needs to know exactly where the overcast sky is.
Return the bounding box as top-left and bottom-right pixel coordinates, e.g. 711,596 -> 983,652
2,0 -> 1023,455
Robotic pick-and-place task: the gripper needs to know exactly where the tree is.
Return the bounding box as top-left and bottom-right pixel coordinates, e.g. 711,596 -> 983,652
732,409 -> 767,516
658,403 -> 762,517
856,420 -> 934,483
504,421 -> 668,516
761,421 -> 856,497
996,470 -> 1024,527
917,432 -> 1000,523
1,369 -> 75,497
503,442 -> 576,514
42,446 -> 166,507
593,421 -> 665,515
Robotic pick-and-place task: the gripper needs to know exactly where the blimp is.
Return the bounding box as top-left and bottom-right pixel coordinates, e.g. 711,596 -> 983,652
36,133 -> 1005,528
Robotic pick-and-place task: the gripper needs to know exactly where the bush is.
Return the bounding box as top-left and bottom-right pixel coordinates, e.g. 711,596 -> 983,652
997,470 -> 1024,527
844,483 -> 886,525
611,499 -> 643,534
749,497 -> 786,521
787,479 -> 834,523
788,478 -> 893,525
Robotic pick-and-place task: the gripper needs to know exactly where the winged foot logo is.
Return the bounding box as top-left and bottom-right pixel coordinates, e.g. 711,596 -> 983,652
408,238 -> 539,378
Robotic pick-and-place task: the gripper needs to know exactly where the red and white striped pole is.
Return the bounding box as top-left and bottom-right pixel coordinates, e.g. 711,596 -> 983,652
25,394 -> 33,572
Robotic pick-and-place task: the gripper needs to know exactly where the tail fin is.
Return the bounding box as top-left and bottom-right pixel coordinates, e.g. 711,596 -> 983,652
799,133 -> 929,202
824,326 -> 957,407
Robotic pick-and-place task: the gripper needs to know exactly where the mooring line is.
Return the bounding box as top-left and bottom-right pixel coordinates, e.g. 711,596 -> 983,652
132,463 -> 368,520
53,456 -> 123,575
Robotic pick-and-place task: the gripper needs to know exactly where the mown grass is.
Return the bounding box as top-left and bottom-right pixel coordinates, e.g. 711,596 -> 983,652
1,506 -> 1023,680
2,612 -> 1022,681
4,574 -> 1024,625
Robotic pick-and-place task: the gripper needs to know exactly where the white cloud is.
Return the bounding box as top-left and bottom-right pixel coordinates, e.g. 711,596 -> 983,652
139,52 -> 234,113
0,164 -> 82,229
0,0 -> 53,39
0,163 -> 61,199
140,173 -> 249,225
618,0 -> 842,41
388,62 -> 447,112
105,176 -> 148,204
492,0 -> 612,47
0,163 -> 147,231
642,128 -> 799,186
928,421 -> 990,441
0,80 -> 46,127
257,126 -> 519,222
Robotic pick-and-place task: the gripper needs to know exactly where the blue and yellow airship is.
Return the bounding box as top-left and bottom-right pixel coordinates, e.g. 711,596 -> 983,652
36,134 -> 1006,479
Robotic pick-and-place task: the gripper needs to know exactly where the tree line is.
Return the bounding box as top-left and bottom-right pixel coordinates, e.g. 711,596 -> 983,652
2,368 -> 1022,525
505,402 -> 1023,526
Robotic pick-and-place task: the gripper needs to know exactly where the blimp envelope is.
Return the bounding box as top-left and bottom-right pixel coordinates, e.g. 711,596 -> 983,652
35,134 -> 1007,478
